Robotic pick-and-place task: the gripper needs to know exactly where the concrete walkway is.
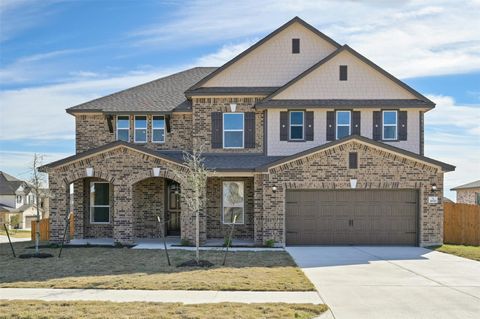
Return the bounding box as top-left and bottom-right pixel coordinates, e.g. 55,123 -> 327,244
0,288 -> 322,304
0,235 -> 31,244
286,246 -> 480,319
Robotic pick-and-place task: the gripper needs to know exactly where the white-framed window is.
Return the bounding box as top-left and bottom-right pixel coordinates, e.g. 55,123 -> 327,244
16,195 -> 22,204
116,116 -> 130,142
222,181 -> 244,224
223,113 -> 244,149
289,111 -> 304,140
336,111 -> 351,139
382,110 -> 397,140
134,115 -> 147,143
90,182 -> 110,224
152,116 -> 165,143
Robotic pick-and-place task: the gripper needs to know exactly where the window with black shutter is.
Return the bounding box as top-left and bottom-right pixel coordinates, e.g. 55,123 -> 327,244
292,38 -> 300,54
340,65 -> 348,81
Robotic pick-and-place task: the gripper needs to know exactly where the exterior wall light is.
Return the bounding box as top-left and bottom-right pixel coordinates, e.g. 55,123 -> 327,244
230,103 -> 237,112
350,178 -> 357,189
86,167 -> 94,177
153,167 -> 161,177
272,186 -> 277,193
431,183 -> 437,192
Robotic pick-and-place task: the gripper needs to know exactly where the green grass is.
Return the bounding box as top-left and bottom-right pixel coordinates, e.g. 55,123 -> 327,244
0,241 -> 314,291
0,300 -> 328,319
430,244 -> 480,261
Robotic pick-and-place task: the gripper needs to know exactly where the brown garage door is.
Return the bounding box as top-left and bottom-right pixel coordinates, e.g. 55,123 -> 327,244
286,190 -> 418,245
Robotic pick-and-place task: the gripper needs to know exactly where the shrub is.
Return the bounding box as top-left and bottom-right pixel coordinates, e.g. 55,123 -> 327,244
265,239 -> 275,248
180,238 -> 192,246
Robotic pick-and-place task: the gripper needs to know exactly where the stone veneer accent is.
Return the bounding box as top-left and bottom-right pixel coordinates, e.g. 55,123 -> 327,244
75,113 -> 193,153
192,97 -> 265,153
206,177 -> 254,240
456,188 -> 480,205
255,140 -> 444,247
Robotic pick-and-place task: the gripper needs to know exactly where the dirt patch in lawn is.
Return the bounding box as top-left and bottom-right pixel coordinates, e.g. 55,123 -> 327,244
429,244 -> 480,261
0,300 -> 327,319
0,241 -> 314,291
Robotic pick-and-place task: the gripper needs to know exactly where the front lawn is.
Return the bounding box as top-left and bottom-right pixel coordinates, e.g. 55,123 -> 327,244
0,229 -> 31,238
430,244 -> 480,261
0,241 -> 314,291
0,300 -> 328,319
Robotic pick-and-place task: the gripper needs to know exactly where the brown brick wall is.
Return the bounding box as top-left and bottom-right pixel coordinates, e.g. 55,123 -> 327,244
256,140 -> 444,247
75,113 -> 192,153
192,97 -> 264,153
133,177 -> 165,238
206,177 -> 254,239
456,188 -> 480,205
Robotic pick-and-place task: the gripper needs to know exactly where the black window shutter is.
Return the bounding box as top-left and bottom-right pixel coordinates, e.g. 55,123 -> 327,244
326,111 -> 335,141
398,111 -> 408,140
244,112 -> 256,148
292,38 -> 300,54
305,111 -> 314,141
349,152 -> 358,169
372,111 -> 382,141
340,65 -> 348,81
211,112 -> 223,148
352,111 -> 361,135
165,114 -> 171,133
280,111 -> 288,141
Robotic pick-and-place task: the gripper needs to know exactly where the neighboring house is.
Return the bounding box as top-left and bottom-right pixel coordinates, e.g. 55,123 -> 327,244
451,180 -> 480,205
0,171 -> 49,229
40,17 -> 454,247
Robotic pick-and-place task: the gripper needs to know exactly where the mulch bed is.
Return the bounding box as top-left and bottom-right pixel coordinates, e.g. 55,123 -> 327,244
18,253 -> 54,259
177,259 -> 214,268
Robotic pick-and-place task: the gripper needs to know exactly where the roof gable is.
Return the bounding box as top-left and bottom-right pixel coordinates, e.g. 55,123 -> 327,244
187,17 -> 340,91
266,46 -> 434,104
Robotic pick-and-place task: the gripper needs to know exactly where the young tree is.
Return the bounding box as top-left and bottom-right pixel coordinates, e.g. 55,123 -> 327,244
172,143 -> 210,264
29,153 -> 48,254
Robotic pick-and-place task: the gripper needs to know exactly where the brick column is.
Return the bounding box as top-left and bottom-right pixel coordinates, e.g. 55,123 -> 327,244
253,173 -> 264,245
73,179 -> 84,239
48,176 -> 69,243
113,183 -> 134,245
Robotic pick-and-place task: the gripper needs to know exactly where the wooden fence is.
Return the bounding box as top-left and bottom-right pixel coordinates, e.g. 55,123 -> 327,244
444,202 -> 480,246
31,215 -> 74,241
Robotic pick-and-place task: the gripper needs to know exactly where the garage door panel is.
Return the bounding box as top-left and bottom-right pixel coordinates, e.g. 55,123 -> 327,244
286,190 -> 418,245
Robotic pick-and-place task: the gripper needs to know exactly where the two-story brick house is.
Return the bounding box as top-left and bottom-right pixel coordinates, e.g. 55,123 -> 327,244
41,17 -> 454,247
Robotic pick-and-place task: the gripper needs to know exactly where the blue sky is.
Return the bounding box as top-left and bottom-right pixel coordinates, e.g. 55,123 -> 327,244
0,0 -> 479,199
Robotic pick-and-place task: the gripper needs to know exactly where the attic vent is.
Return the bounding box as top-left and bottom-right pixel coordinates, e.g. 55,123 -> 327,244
340,65 -> 348,81
292,38 -> 300,54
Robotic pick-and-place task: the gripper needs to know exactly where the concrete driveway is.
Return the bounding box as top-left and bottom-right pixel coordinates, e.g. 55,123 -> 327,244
286,246 -> 480,319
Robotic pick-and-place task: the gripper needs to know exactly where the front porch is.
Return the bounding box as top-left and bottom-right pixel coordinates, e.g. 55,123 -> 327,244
41,144 -> 268,246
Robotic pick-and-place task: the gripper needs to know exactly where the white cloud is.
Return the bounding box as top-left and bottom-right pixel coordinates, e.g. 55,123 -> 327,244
0,68 -> 181,141
424,95 -> 480,200
131,0 -> 480,79
195,40 -> 256,66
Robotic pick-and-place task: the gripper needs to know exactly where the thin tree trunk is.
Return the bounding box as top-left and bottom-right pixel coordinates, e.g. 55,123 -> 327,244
195,210 -> 200,263
35,198 -> 40,254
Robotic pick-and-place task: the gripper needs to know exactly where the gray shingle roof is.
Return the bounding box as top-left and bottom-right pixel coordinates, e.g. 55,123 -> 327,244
185,87 -> 279,97
451,180 -> 480,191
67,67 -> 217,114
157,151 -> 285,171
0,171 -> 24,195
256,99 -> 432,109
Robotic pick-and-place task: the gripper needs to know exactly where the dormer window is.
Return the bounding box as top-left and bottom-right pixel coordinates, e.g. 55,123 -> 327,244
292,38 -> 300,54
134,116 -> 147,143
340,65 -> 348,81
16,195 -> 22,204
116,116 -> 129,142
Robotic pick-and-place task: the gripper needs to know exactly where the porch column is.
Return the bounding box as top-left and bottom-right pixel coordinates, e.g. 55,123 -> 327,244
72,179 -> 84,239
253,173 -> 265,245
113,183 -> 134,245
180,185 -> 207,245
48,176 -> 69,243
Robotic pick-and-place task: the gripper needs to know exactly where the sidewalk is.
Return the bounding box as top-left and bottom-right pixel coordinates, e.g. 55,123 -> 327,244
0,288 -> 322,304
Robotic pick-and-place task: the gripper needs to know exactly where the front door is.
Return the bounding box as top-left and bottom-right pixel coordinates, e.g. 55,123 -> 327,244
166,182 -> 181,236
